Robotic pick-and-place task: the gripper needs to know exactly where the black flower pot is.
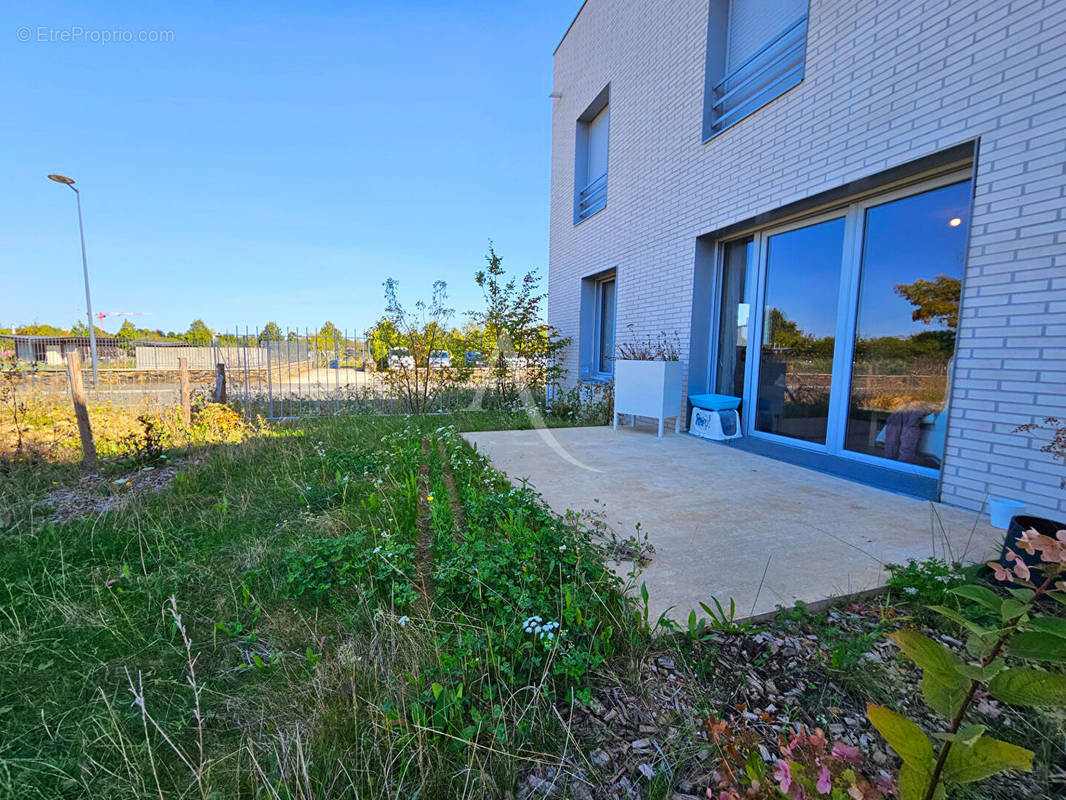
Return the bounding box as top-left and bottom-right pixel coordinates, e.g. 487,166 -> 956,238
999,515 -> 1066,585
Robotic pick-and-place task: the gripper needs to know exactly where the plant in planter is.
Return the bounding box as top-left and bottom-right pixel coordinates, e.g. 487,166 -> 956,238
612,326 -> 683,438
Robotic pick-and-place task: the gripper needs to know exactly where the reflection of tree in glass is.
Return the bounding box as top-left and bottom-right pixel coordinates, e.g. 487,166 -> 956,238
852,330 -> 955,366
893,274 -> 961,329
764,308 -> 834,358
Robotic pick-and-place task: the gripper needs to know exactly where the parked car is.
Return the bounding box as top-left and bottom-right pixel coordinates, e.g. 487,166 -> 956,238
464,350 -> 486,367
387,348 -> 414,370
428,350 -> 452,368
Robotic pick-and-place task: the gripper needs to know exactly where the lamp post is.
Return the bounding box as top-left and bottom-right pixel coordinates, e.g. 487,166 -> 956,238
48,173 -> 98,388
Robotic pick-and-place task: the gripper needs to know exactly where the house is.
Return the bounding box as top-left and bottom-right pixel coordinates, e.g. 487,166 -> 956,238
547,0 -> 1066,518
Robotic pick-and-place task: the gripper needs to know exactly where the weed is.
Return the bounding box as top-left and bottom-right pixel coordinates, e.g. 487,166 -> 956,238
886,557 -> 969,607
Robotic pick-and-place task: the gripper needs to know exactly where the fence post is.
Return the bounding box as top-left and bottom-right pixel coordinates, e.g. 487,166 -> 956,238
66,349 -> 98,469
213,362 -> 227,404
178,357 -> 191,425
213,362 -> 227,403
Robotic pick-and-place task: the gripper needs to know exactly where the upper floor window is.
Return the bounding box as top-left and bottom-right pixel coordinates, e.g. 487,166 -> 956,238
703,0 -> 809,140
574,86 -> 609,224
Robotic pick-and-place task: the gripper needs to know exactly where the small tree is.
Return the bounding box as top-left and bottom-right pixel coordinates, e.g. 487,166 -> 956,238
470,244 -> 568,407
116,319 -> 138,357
0,351 -> 29,457
258,321 -> 283,344
1015,417 -> 1066,488
379,278 -> 454,414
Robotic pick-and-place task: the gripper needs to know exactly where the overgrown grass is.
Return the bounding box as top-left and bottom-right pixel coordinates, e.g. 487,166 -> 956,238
4,408 -> 1062,799
0,412 -> 644,798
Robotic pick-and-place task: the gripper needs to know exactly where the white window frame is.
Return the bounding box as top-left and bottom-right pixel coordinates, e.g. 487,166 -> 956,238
712,170 -> 973,477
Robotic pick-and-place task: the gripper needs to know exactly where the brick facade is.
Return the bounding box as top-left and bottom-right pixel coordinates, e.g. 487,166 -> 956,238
548,0 -> 1066,517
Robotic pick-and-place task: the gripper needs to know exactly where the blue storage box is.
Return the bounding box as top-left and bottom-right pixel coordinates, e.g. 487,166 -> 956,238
688,393 -> 741,412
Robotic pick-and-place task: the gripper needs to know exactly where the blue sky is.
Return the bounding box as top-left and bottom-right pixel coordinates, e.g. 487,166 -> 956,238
0,1 -> 581,336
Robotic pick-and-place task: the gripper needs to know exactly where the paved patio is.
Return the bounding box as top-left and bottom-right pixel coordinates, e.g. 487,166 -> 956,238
463,425 -> 1002,622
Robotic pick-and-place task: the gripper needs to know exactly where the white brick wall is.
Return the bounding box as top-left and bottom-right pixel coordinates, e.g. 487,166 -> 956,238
548,0 -> 1066,518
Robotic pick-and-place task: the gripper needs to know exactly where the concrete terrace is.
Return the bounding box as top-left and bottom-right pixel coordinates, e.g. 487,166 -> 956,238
463,425 -> 1002,622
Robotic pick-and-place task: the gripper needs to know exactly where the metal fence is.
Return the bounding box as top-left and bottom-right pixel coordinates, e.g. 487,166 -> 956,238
1,329 -> 539,420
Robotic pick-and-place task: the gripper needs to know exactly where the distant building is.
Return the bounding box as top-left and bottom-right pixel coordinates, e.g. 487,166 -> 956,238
1,334 -> 122,366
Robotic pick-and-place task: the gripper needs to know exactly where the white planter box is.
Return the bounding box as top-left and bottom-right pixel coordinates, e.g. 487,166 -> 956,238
613,359 -> 683,438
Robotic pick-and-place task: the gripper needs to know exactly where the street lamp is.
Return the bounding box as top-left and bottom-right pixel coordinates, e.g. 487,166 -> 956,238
48,173 -> 98,387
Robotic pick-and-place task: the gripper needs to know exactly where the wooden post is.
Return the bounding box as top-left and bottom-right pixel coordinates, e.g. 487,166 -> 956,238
178,357 -> 191,425
213,363 -> 227,403
66,350 -> 98,469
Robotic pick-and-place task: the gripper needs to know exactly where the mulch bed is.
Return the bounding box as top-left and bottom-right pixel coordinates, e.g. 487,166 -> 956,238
518,601 -> 1063,800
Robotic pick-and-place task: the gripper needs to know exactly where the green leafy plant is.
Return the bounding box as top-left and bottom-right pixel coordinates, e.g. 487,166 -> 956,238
886,558 -> 968,607
867,527 -> 1066,800
684,597 -> 758,638
277,531 -> 419,607
371,278 -> 456,415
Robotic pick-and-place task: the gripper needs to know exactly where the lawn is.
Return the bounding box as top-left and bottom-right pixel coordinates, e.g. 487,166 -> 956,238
0,411 -> 643,798
1,412 -> 1063,799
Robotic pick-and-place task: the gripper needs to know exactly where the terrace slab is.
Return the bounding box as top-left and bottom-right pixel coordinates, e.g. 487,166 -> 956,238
463,424 -> 1002,622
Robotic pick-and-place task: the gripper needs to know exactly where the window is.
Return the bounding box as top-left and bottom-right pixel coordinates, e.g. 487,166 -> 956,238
574,86 -> 609,223
703,0 -> 809,139
842,181 -> 971,468
754,216 -> 845,443
579,270 -> 616,379
721,172 -> 972,475
594,276 -> 616,375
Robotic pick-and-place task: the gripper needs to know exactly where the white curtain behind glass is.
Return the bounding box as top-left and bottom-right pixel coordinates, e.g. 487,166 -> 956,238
585,106 -> 609,187
727,0 -> 807,70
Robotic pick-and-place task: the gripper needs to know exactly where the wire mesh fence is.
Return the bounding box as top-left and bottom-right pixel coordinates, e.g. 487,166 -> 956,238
1,329 -> 544,421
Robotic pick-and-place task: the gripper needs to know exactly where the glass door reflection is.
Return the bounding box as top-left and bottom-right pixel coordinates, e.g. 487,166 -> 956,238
715,238 -> 752,398
755,217 -> 845,444
844,181 -> 971,467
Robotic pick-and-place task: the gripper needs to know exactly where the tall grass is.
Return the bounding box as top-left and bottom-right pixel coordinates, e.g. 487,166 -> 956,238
0,413 -> 646,798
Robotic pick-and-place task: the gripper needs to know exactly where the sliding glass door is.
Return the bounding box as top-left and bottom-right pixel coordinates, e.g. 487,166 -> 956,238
714,238 -> 752,398
723,173 -> 972,475
843,181 -> 971,468
754,217 -> 845,444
